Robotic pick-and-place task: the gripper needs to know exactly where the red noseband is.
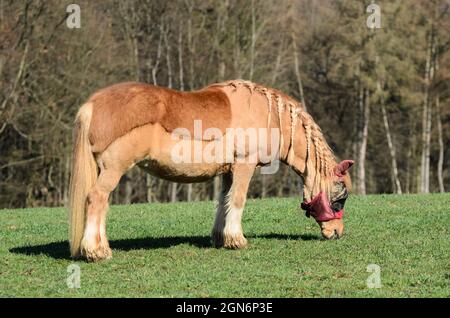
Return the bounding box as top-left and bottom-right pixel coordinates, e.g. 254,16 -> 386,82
301,191 -> 343,222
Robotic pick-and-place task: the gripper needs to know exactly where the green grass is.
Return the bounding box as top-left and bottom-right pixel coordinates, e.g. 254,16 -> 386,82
0,194 -> 449,297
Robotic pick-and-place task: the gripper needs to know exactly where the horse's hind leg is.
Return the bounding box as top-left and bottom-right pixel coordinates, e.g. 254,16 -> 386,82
212,164 -> 256,249
212,173 -> 232,247
80,168 -> 122,262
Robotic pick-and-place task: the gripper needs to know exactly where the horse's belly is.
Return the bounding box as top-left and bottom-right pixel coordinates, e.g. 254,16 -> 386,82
135,125 -> 229,182
137,158 -> 229,183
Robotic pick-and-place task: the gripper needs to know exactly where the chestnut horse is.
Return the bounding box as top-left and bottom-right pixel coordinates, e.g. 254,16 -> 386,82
69,80 -> 353,261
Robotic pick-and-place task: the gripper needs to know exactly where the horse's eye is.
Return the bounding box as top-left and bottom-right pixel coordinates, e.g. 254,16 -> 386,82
331,199 -> 345,212
331,187 -> 348,212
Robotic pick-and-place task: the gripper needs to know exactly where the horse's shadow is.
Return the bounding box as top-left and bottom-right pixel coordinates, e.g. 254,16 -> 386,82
9,233 -> 320,261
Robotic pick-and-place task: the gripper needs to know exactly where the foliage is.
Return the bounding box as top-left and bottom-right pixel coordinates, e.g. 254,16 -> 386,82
0,0 -> 449,208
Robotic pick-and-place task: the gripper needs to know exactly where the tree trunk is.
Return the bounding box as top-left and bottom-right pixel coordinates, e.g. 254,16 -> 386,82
213,177 -> 220,201
261,174 -> 267,198
380,101 -> 402,194
271,43 -> 283,85
423,96 -> 432,193
186,3 -> 194,90
234,26 -> 242,78
152,24 -> 163,85
63,151 -> 70,205
163,24 -> 173,89
187,184 -> 193,202
124,173 -> 132,204
406,116 -> 416,194
146,175 -> 152,203
178,22 -> 184,91
436,96 -> 445,193
249,0 -> 256,80
357,87 -> 369,195
170,183 -> 177,202
420,28 -> 435,193
292,33 -> 307,110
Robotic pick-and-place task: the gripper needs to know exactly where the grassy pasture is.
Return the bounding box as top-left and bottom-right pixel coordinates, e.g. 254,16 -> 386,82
0,194 -> 448,297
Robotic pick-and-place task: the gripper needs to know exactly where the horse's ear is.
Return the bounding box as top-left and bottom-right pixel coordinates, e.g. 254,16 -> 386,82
335,160 -> 355,176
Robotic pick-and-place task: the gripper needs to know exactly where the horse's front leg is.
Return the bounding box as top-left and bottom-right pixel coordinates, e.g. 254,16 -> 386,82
212,164 -> 256,249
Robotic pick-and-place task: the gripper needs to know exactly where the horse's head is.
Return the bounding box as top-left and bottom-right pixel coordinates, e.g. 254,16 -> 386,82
301,160 -> 354,240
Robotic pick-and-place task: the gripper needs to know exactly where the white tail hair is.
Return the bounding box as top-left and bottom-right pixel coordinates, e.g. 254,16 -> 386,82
68,103 -> 98,258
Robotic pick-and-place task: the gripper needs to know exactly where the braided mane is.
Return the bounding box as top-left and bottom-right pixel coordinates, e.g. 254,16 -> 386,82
214,80 -> 337,200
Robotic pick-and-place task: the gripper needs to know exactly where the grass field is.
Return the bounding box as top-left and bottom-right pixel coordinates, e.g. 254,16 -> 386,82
0,194 -> 449,297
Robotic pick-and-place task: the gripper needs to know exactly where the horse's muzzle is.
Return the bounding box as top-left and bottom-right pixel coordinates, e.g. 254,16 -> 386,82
318,219 -> 344,239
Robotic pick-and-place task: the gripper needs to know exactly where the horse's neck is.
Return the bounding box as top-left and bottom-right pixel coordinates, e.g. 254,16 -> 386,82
222,80 -> 335,201
282,120 -> 336,202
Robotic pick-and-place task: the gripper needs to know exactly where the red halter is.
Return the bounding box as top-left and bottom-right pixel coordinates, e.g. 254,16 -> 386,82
301,191 -> 343,221
300,160 -> 354,222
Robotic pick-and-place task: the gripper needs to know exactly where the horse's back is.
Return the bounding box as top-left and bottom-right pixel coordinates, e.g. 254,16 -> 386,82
86,82 -> 231,153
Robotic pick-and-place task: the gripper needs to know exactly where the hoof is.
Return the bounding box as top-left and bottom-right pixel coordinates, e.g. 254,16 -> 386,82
224,234 -> 248,249
212,230 -> 248,249
80,240 -> 112,262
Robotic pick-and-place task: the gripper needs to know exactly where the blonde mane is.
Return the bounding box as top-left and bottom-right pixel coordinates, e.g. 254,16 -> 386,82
215,80 -> 337,200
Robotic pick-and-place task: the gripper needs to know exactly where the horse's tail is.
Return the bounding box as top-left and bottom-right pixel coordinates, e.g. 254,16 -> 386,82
68,102 -> 98,258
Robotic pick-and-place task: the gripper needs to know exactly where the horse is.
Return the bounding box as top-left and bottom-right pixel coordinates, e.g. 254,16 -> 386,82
69,79 -> 354,262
